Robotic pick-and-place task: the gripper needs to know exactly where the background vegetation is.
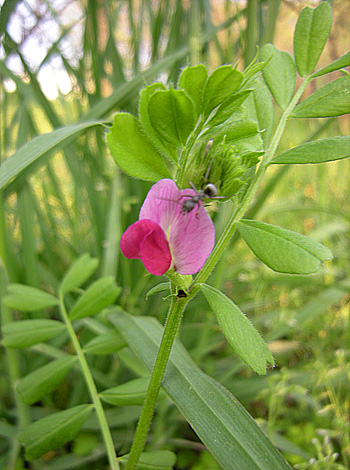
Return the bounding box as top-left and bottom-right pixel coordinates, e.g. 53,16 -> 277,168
0,1 -> 349,469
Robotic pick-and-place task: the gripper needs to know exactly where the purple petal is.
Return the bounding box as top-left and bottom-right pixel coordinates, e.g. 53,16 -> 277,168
139,179 -> 180,234
169,191 -> 215,275
120,219 -> 163,259
141,229 -> 172,275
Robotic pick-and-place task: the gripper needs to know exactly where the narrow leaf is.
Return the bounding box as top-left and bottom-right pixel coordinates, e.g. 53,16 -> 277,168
145,282 -> 170,299
101,377 -> 165,406
0,122 -> 101,190
69,277 -> 121,321
18,405 -> 93,461
311,51 -> 350,78
177,64 -> 208,117
108,311 -> 292,470
2,319 -> 65,349
148,89 -> 195,147
260,44 -> 296,109
236,219 -> 332,274
245,78 -> 274,147
138,83 -> 177,163
3,284 -> 59,312
200,284 -> 274,374
106,113 -> 171,182
60,254 -> 99,294
16,356 -> 77,405
294,2 -> 333,77
292,76 -> 350,118
203,65 -> 243,116
119,450 -> 176,470
270,136 -> 350,165
83,330 -> 127,355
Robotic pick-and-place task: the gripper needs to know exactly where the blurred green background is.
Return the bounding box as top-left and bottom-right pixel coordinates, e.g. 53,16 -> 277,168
0,1 -> 349,469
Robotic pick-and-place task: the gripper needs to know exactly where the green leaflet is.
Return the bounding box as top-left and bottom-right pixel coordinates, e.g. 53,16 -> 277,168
69,277 -> 121,321
2,319 -> 65,349
260,44 -> 296,109
148,89 -> 195,148
18,405 -> 93,460
236,219 -> 333,274
292,76 -> 350,118
294,2 -> 332,77
106,113 -> 171,181
200,284 -> 274,375
4,284 -> 59,312
16,356 -> 77,405
60,254 -> 99,294
270,136 -> 350,165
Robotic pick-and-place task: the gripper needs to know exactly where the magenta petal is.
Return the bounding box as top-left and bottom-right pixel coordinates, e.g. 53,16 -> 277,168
120,219 -> 162,259
139,179 -> 181,233
141,229 -> 172,275
169,195 -> 215,275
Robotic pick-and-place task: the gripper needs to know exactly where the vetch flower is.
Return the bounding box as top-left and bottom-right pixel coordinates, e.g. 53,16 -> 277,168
120,179 -> 215,275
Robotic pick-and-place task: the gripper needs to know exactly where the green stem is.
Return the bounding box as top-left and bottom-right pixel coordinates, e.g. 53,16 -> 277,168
58,293 -> 119,470
125,288 -> 187,470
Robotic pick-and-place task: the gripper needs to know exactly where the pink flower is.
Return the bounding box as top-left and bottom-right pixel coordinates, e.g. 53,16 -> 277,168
120,179 -> 215,275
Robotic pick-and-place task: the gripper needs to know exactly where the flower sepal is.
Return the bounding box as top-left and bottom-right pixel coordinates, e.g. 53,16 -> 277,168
165,270 -> 192,293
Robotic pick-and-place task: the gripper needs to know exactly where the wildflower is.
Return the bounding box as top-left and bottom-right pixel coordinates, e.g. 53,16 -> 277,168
120,179 -> 215,275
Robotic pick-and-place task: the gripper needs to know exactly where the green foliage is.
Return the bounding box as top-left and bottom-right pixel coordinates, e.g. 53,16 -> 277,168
292,76 -> 350,118
101,377 -> 165,406
3,284 -> 59,312
60,253 -> 99,294
2,319 -> 65,348
260,44 -> 296,109
236,220 -> 333,274
18,405 -> 93,460
68,277 -> 121,320
108,310 -> 292,470
200,284 -> 274,374
106,113 -> 171,181
293,1 -> 332,77
270,136 -> 350,165
16,356 -> 77,405
0,1 -> 349,469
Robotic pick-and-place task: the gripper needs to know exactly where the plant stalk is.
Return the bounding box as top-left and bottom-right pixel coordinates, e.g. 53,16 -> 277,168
58,293 -> 119,470
125,287 -> 187,470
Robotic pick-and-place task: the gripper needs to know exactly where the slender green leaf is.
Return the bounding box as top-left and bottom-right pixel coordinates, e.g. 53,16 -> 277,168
17,356 -> 77,405
3,284 -> 59,312
101,377 -> 165,406
119,450 -> 176,470
236,219 -> 333,274
177,64 -> 208,117
69,277 -> 121,321
145,282 -> 170,299
200,284 -> 274,375
18,405 -> 93,460
0,122 -> 101,190
138,83 -> 177,163
293,2 -> 333,77
203,65 -> 243,116
260,44 -> 296,109
270,136 -> 350,165
60,254 -> 99,294
108,311 -> 292,470
148,89 -> 195,147
83,330 -> 127,355
2,319 -> 66,348
247,77 -> 274,147
208,89 -> 252,127
292,76 -> 350,118
311,51 -> 350,78
106,113 -> 171,181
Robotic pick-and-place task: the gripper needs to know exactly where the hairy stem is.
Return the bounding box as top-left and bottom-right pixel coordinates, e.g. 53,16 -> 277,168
58,293 -> 119,470
125,287 -> 187,470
